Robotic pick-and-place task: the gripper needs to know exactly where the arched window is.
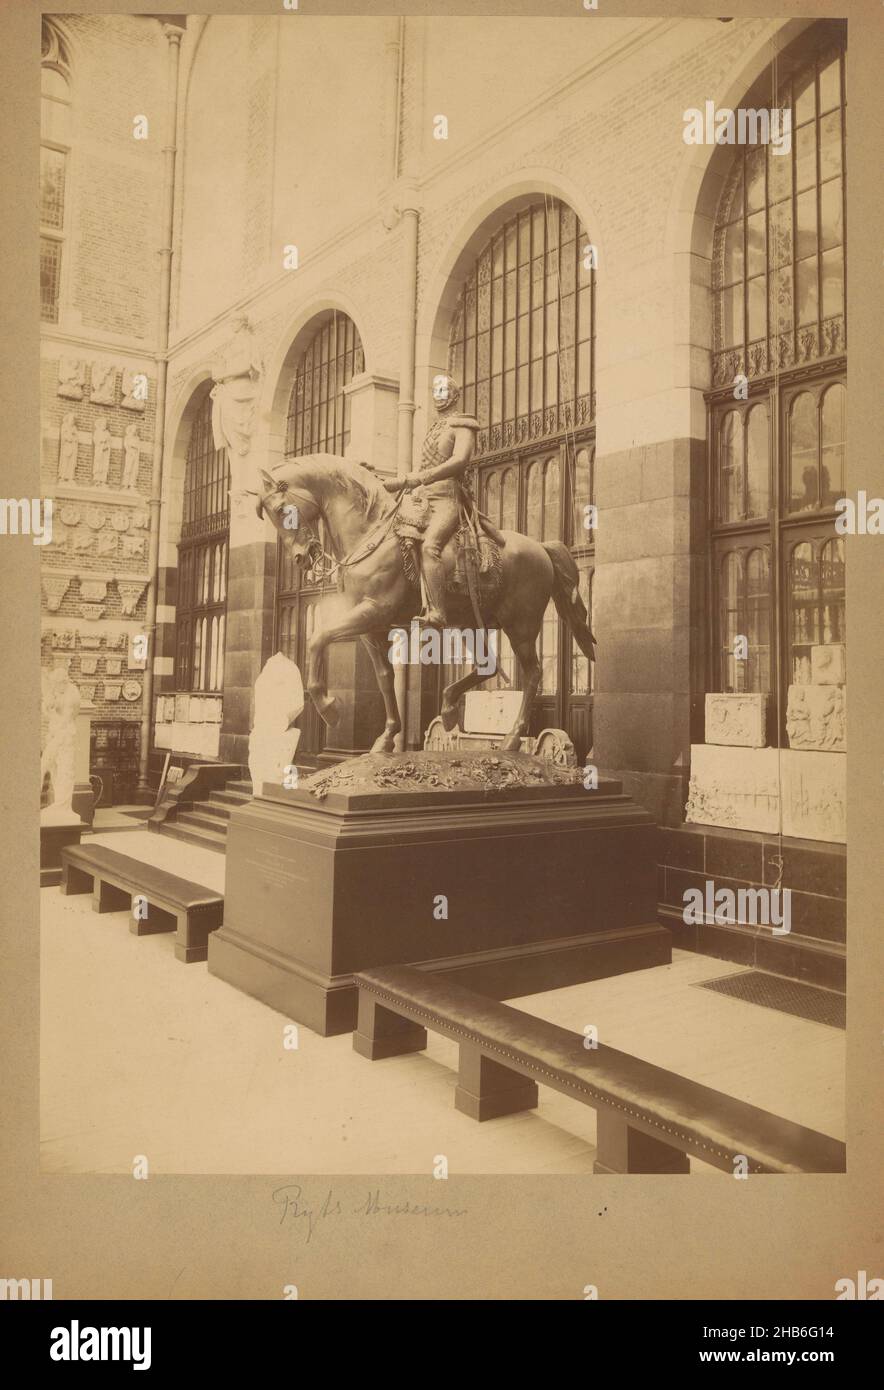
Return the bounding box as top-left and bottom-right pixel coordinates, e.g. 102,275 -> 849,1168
275,313 -> 365,753
175,391 -> 230,692
284,312 -> 364,457
446,196 -> 596,756
708,35 -> 846,744
41,21 -> 72,323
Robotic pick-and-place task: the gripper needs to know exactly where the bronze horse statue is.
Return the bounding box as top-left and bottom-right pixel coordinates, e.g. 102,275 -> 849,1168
256,454 -> 595,754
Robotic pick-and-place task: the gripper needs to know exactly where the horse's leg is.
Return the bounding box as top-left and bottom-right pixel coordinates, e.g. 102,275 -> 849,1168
500,631 -> 541,753
307,598 -> 382,727
361,630 -> 402,754
440,661 -> 493,731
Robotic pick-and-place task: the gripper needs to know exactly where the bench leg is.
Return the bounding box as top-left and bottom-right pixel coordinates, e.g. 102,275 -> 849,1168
352,992 -> 428,1060
129,900 -> 176,938
174,905 -> 222,964
594,1109 -> 690,1174
92,878 -> 130,914
455,1045 -> 539,1122
60,862 -> 92,895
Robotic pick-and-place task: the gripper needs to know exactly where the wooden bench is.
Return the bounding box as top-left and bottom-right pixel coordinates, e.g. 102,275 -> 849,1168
60,843 -> 224,964
353,965 -> 845,1175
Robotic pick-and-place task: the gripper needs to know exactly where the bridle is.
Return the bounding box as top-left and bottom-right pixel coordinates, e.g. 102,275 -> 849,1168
249,476 -> 409,584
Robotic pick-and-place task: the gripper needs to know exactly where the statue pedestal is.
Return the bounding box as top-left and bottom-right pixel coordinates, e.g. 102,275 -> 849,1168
209,750 -> 671,1036
40,807 -> 83,888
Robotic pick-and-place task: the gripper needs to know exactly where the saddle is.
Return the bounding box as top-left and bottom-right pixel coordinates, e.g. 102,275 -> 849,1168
394,491 -> 504,609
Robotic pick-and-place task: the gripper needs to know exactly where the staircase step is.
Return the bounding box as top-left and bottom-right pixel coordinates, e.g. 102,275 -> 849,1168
177,809 -> 232,836
225,780 -> 254,796
210,788 -> 253,808
161,822 -> 227,854
198,799 -> 236,823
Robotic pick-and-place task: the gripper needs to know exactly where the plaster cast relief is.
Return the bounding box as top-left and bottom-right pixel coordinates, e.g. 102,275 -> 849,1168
86,506 -> 106,529
58,413 -> 79,483
121,534 -> 145,559
111,511 -> 130,531
78,634 -> 103,650
704,693 -> 768,748
59,504 -> 81,527
210,314 -> 263,458
132,509 -> 149,530
71,529 -> 94,552
78,684 -> 97,706
97,532 -> 118,557
121,680 -> 142,702
122,424 -> 141,489
91,419 -> 112,487
80,581 -> 108,603
104,683 -> 123,701
79,657 -> 98,675
118,581 -> 146,616
811,644 -> 846,686
104,658 -> 122,676
121,366 -> 148,411
79,602 -> 105,621
51,630 -> 76,650
90,362 -> 117,406
57,358 -> 86,400
786,684 -> 846,752
43,575 -> 72,613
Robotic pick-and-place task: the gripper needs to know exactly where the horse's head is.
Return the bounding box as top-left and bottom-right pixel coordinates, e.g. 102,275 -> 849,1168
257,466 -> 325,571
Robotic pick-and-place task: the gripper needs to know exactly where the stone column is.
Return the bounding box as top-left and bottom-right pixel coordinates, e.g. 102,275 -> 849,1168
591,250 -> 708,826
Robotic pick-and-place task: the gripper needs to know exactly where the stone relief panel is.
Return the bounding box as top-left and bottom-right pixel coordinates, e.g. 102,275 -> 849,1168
704,693 -> 768,748
57,358 -> 86,400
90,362 -> 117,406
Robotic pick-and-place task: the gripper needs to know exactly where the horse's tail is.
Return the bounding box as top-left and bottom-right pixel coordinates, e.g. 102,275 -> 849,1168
543,541 -> 596,659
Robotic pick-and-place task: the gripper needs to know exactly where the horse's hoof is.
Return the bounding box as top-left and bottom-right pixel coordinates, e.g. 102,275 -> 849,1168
371,733 -> 397,754
440,704 -> 459,732
500,734 -> 523,753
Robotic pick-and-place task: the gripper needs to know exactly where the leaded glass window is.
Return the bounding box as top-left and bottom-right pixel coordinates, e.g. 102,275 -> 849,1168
176,391 -> 230,692
707,34 -> 847,747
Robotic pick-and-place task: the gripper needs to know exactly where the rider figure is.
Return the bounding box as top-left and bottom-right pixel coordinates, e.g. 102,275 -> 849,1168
383,373 -> 479,627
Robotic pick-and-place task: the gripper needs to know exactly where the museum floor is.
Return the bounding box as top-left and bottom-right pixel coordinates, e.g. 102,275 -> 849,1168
39,885 -> 845,1176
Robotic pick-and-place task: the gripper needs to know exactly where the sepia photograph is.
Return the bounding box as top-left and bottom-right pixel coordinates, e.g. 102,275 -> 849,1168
2,0 -> 882,1321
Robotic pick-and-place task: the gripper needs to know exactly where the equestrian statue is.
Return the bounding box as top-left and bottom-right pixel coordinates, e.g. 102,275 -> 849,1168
255,373 -> 595,755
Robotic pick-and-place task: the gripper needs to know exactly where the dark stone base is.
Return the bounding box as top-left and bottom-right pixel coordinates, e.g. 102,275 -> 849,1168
208,750 -> 672,1035
40,821 -> 83,887
657,824 -> 846,991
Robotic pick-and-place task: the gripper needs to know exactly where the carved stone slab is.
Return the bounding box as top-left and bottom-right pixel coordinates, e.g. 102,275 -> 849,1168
704,693 -> 768,747
786,684 -> 845,752
686,744 -> 845,842
463,690 -> 523,735
811,644 -> 846,685
686,745 -> 779,834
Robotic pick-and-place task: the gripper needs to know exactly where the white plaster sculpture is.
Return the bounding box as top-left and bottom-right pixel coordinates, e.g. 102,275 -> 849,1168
122,423 -> 141,489
247,651 -> 304,794
91,418 -> 112,486
41,666 -> 81,812
58,412 -> 79,483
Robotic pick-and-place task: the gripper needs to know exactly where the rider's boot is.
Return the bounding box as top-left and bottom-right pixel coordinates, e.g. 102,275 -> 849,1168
418,547 -> 449,628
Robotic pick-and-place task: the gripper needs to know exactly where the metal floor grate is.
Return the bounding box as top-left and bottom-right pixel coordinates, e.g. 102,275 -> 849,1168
694,970 -> 845,1030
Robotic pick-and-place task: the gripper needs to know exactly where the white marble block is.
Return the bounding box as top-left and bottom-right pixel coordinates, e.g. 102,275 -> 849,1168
811,644 -> 846,685
248,652 -> 305,792
704,692 -> 768,747
463,690 -> 523,734
786,684 -> 845,751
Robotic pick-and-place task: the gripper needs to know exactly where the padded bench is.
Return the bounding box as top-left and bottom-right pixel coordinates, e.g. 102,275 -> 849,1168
60,843 -> 224,964
353,965 -> 846,1175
